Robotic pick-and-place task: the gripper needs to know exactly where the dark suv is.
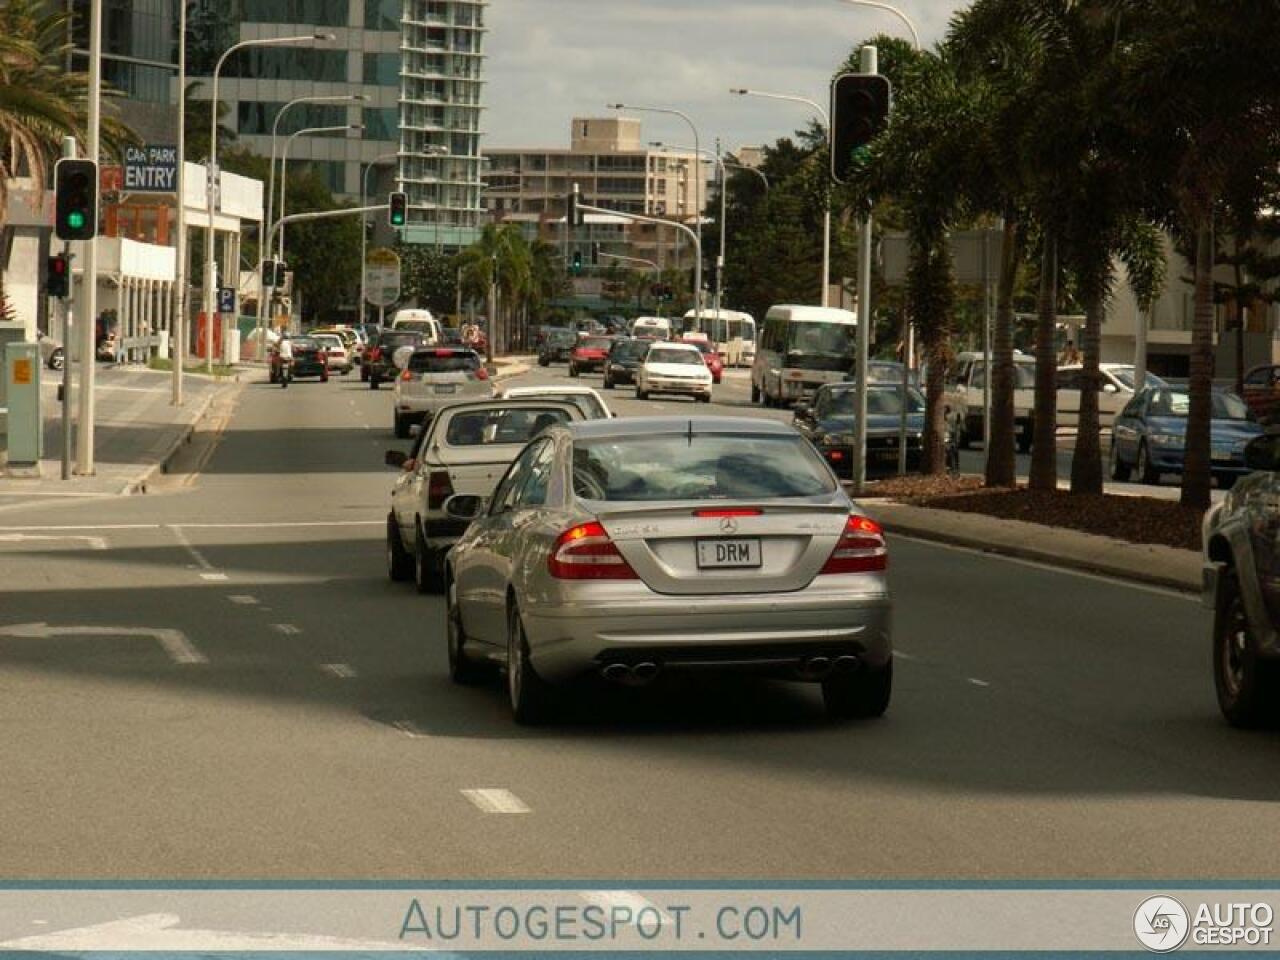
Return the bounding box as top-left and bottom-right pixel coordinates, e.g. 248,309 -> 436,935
537,329 -> 577,366
363,329 -> 425,388
602,337 -> 649,389
1203,432 -> 1280,726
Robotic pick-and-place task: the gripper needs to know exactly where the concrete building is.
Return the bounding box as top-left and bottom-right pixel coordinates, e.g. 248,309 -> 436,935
481,117 -> 709,274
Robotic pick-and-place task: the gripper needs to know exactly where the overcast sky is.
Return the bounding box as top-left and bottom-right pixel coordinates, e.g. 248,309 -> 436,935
482,0 -> 966,152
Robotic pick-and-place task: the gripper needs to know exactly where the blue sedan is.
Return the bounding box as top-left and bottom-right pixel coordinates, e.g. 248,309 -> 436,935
1110,386 -> 1263,488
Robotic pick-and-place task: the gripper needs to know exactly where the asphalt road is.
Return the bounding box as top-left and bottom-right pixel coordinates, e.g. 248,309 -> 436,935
0,359 -> 1264,880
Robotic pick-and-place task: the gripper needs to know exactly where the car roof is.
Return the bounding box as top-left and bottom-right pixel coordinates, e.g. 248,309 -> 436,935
429,397 -> 586,418
503,385 -> 601,396
565,416 -> 795,440
646,340 -> 700,351
765,305 -> 858,323
409,346 -> 478,356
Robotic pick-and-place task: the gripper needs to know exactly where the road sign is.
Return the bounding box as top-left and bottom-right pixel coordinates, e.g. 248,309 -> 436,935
217,287 -> 236,314
364,248 -> 402,307
124,145 -> 178,193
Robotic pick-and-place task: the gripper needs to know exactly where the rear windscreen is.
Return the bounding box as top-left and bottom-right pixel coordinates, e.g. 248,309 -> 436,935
444,408 -> 572,446
408,352 -> 479,374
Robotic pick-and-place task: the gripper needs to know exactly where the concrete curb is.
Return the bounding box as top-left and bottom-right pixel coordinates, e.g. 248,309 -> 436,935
492,361 -> 531,381
864,499 -> 1201,594
120,382 -> 239,496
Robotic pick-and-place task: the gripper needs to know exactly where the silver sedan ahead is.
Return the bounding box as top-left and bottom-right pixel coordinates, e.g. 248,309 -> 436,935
443,417 -> 893,724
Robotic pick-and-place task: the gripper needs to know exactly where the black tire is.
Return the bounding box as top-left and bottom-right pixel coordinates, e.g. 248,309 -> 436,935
1137,441 -> 1160,485
386,513 -> 413,582
751,382 -> 761,404
394,413 -> 410,439
1109,440 -> 1132,481
370,377 -> 380,391
569,365 -> 580,378
1016,425 -> 1033,454
1214,568 -> 1280,728
413,522 -> 441,594
603,376 -> 614,390
507,602 -> 555,725
823,660 -> 893,720
698,393 -> 712,404
538,356 -> 550,367
446,574 -> 486,684
361,367 -> 369,382
636,387 -> 649,401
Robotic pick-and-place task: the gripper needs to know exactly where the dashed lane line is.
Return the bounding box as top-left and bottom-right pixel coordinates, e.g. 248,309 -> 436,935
461,789 -> 531,814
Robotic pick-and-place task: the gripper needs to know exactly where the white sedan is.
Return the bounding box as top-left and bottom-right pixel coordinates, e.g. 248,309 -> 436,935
312,333 -> 352,374
635,342 -> 713,403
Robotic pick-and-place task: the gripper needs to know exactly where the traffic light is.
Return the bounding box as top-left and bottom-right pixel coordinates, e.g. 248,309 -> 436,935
571,251 -> 583,275
46,255 -> 69,298
54,158 -> 98,241
275,261 -> 289,287
565,190 -> 585,228
706,260 -> 719,290
830,73 -> 892,184
591,242 -> 600,266
262,259 -> 276,288
388,191 -> 408,227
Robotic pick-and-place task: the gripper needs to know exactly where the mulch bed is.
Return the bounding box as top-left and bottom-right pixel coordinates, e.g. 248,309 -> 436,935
902,484 -> 1204,552
864,474 -> 985,499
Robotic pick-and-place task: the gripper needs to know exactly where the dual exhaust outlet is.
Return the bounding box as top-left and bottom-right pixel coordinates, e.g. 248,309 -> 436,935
599,655 -> 860,684
600,661 -> 660,686
797,655 -> 859,680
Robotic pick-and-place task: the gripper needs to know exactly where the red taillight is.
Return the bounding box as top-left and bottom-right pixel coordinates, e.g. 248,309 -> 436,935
474,366 -> 489,381
694,508 -> 763,518
370,347 -> 383,361
820,515 -> 887,575
547,521 -> 637,580
427,470 -> 455,510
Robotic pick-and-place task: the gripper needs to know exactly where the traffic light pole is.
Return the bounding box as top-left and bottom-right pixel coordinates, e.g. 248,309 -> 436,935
851,44 -> 878,496
76,0 -> 102,476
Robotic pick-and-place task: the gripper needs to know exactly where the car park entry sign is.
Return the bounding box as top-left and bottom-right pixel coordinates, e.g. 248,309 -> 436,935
124,145 -> 178,193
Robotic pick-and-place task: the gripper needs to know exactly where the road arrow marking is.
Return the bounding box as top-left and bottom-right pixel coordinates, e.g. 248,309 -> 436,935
0,533 -> 107,550
0,622 -> 206,665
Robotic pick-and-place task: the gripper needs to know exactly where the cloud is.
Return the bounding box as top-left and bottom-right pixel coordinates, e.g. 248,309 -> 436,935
482,0 -> 963,151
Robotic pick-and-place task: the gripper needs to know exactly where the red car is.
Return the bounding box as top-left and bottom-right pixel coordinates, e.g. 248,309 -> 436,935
687,339 -> 724,384
568,336 -> 613,377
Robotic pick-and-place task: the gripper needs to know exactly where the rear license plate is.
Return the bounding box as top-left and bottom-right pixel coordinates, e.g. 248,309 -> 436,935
434,384 -> 457,394
696,538 -> 762,569
874,450 -> 898,462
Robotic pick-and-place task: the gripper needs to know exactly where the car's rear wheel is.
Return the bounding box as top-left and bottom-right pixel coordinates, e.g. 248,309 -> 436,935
394,412 -> 409,439
361,367 -> 369,382
386,513 -> 413,582
413,521 -> 441,594
1215,568 -> 1280,727
698,393 -> 712,404
751,382 -> 761,404
823,660 -> 892,720
538,356 -> 550,367
447,576 -> 485,684
569,364 -> 579,378
370,377 -> 380,390
636,386 -> 649,401
507,602 -> 554,725
1016,425 -> 1033,453
1109,440 -> 1132,481
603,375 -> 614,390
1137,441 -> 1160,485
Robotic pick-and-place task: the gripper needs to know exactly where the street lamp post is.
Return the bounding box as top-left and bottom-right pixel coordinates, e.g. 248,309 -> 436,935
731,88 -> 832,307
277,123 -> 363,268
608,102 -> 703,322
652,142 -> 728,323
204,32 -> 332,373
724,161 -> 770,192
836,0 -> 922,49
256,93 -> 365,359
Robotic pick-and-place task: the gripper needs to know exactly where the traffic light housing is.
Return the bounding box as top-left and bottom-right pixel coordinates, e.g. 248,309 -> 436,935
46,255 -> 69,298
262,259 -> 276,288
275,261 -> 289,287
565,190 -> 585,228
54,158 -> 98,241
388,191 -> 408,227
830,73 -> 892,184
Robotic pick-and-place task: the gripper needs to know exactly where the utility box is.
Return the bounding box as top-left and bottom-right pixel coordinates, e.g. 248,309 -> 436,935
4,341 -> 43,468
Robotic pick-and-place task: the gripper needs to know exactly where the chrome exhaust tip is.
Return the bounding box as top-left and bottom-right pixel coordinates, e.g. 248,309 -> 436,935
805,656 -> 833,678
601,663 -> 631,682
833,655 -> 860,673
632,661 -> 660,684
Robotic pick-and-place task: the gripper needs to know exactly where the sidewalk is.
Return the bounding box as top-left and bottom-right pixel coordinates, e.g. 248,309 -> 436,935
0,365 -> 238,511
864,498 -> 1201,593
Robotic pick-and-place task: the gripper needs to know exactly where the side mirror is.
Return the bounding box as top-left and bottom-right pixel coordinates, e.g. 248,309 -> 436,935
443,494 -> 486,521
1244,434 -> 1280,472
385,450 -> 407,469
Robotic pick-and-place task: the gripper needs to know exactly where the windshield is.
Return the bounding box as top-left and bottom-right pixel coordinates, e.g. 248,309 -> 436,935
866,363 -> 906,384
1149,390 -> 1251,420
572,434 -> 835,502
378,332 -> 421,349
520,393 -> 607,419
548,330 -> 576,345
444,407 -> 572,446
824,388 -> 924,417
971,362 -> 1036,389
1111,368 -> 1167,390
579,337 -> 613,351
611,340 -> 649,360
288,338 -> 318,349
648,348 -> 703,366
407,351 -> 480,374
394,320 -> 435,334
786,322 -> 856,358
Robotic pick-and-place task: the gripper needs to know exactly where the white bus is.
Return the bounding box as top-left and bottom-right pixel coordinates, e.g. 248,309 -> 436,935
680,309 -> 757,367
751,305 -> 858,407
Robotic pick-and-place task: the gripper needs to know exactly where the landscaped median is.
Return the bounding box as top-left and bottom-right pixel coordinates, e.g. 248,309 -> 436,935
856,475 -> 1202,593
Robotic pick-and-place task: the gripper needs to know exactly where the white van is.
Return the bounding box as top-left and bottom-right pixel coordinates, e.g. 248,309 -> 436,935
631,316 -> 671,340
390,309 -> 442,345
752,305 -> 858,407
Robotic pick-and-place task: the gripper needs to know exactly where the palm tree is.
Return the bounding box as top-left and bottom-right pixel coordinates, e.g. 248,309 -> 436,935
455,224 -> 534,354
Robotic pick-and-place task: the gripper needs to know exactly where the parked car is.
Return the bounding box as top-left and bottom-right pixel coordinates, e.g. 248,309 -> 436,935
498,385 -> 612,419
311,333 -> 352,374
635,341 -> 713,403
569,336 -> 613,377
269,336 -> 329,383
602,337 -> 649,389
37,331 -> 64,371
686,338 -> 724,384
537,329 -> 578,367
442,416 -> 893,723
1203,432 -> 1280,726
794,383 -> 956,478
1243,364 -> 1280,426
1110,386 -> 1263,487
363,329 -> 425,388
951,351 -> 1036,451
385,398 -> 585,592
392,347 -> 493,438
1057,363 -> 1167,430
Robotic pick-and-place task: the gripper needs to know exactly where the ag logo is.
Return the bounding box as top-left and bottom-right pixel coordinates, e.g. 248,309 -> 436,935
1134,896 -> 1190,953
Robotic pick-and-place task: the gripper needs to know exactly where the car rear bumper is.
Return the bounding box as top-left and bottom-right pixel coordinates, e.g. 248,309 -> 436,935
642,379 -> 712,397
522,585 -> 892,683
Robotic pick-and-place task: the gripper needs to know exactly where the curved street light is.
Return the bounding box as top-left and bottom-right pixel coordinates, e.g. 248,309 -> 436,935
836,0 -> 921,50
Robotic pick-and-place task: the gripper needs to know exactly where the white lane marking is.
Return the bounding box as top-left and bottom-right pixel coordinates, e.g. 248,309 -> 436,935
228,595 -> 258,605
579,891 -> 672,925
0,521 -> 382,531
0,622 -> 206,665
168,525 -> 214,571
888,533 -> 1200,602
271,623 -> 301,635
461,788 -> 530,814
199,572 -> 228,582
0,533 -> 107,550
0,491 -> 118,499
967,678 -> 991,688
321,662 -> 356,678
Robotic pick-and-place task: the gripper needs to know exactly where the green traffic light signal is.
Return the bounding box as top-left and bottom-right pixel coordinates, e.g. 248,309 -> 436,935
68,211 -> 85,230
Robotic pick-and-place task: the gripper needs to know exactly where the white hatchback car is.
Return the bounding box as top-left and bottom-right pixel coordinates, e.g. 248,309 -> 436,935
635,341 -> 713,403
392,347 -> 494,438
498,385 -> 612,420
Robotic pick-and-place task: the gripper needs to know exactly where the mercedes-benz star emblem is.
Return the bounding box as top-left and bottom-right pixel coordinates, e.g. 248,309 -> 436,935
719,516 -> 739,534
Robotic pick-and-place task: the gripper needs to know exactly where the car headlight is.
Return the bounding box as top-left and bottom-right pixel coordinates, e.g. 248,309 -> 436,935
1150,433 -> 1183,447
